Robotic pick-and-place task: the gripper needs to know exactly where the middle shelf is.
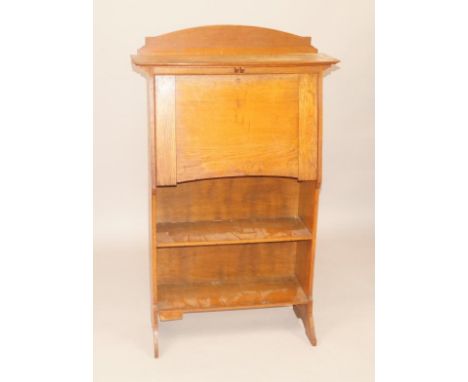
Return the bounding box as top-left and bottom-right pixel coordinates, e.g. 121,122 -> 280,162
157,217 -> 312,248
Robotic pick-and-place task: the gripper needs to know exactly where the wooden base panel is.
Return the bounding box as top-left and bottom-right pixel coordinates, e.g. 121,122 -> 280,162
154,300 -> 317,357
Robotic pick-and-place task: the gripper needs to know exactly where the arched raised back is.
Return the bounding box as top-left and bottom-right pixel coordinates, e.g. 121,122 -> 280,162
138,25 -> 318,55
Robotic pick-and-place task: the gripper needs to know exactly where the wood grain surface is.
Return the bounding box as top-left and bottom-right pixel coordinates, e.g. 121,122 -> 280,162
156,177 -> 300,222
157,217 -> 312,247
176,74 -> 299,182
132,25 -> 338,357
158,277 -> 308,312
155,76 -> 176,185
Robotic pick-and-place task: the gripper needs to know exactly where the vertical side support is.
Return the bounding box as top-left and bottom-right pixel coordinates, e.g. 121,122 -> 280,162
317,73 -> 323,187
298,73 -> 318,181
294,72 -> 323,346
295,185 -> 320,346
155,76 -> 177,186
147,76 -> 159,357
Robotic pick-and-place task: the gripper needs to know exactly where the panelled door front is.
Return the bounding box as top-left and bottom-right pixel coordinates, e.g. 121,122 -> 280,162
154,73 -> 319,185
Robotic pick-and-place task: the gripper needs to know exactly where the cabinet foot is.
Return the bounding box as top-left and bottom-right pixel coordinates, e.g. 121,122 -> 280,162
153,327 -> 159,358
293,302 -> 317,346
152,307 -> 160,358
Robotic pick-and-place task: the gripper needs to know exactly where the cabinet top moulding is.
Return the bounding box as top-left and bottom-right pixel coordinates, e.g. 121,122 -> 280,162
131,25 -> 339,70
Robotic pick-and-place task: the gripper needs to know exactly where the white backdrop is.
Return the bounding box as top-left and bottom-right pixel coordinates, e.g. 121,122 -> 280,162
94,1 -> 374,380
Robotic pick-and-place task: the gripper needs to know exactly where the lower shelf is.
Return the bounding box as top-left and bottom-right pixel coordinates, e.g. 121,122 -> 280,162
158,276 -> 308,313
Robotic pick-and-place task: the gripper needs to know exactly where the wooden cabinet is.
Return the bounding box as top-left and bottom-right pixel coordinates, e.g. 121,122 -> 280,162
132,25 -> 338,357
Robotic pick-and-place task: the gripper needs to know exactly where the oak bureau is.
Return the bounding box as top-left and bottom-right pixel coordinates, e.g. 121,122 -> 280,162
131,25 -> 339,357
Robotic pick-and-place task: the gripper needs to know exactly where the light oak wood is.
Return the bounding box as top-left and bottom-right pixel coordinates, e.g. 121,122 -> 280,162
293,301 -> 317,345
150,193 -> 159,358
317,74 -> 324,186
295,181 -> 321,344
299,74 -> 319,180
298,184 -> 321,295
146,65 -> 333,76
139,25 -> 317,55
131,26 -> 339,70
133,53 -> 338,67
157,217 -> 311,248
157,177 -> 300,222
131,25 -> 338,77
176,74 -> 299,182
159,310 -> 183,321
159,277 -> 308,313
132,25 -> 338,357
158,242 -> 298,285
146,77 -> 159,357
155,76 -> 176,185
156,74 -> 321,184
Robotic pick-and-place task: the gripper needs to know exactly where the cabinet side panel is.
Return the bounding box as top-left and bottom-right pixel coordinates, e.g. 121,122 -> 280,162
298,74 -> 318,180
148,77 -> 157,190
317,74 -> 323,185
147,77 -> 159,334
155,76 -> 176,185
296,181 -> 319,296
